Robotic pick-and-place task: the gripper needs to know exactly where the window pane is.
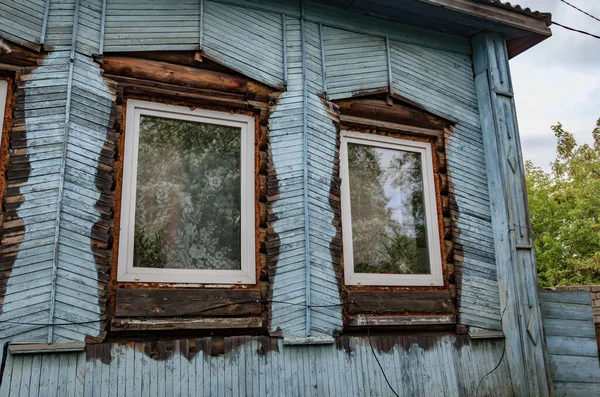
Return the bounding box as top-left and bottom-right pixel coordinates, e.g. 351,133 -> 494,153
133,115 -> 242,270
348,142 -> 430,275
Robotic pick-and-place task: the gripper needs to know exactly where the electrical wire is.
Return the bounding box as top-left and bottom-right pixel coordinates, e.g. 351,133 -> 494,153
364,316 -> 401,397
352,301 -> 401,397
475,290 -> 509,396
559,0 -> 600,23
551,20 -> 600,39
0,299 -> 344,327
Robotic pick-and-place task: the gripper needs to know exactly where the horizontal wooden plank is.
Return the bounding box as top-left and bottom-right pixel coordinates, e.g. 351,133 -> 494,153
110,317 -> 262,331
541,301 -> 593,321
553,382 -> 600,397
8,342 -> 85,354
115,288 -> 262,317
548,355 -> 600,383
546,335 -> 599,357
539,290 -> 592,305
347,290 -> 453,314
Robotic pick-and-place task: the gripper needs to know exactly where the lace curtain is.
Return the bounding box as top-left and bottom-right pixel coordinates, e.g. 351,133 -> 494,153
133,115 -> 242,270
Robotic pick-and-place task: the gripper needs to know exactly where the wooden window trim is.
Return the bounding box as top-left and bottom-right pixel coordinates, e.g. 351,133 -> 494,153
340,130 -> 443,287
117,99 -> 256,285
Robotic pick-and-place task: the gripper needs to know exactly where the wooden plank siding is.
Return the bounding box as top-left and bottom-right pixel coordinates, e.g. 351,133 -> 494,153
304,20 -> 343,336
471,31 -> 550,396
0,0 -> 545,360
0,334 -> 514,396
0,0 -> 46,50
540,290 -> 600,397
103,0 -> 200,52
388,40 -> 502,331
267,16 -> 308,337
0,0 -> 112,344
202,1 -> 285,89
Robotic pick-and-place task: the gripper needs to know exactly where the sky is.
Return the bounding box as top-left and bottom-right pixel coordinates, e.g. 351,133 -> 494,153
509,0 -> 600,170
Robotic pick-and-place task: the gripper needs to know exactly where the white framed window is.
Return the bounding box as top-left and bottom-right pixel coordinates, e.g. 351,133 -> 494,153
0,80 -> 7,138
340,130 -> 443,286
118,100 -> 256,284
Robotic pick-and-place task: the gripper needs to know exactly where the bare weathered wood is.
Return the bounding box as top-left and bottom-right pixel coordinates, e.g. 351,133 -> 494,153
336,97 -> 451,130
340,115 -> 444,137
101,56 -> 249,94
110,317 -> 262,331
115,289 -> 261,317
347,291 -> 453,314
347,315 -> 456,327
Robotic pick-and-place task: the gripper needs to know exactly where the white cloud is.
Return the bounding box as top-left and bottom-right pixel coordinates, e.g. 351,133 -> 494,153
509,0 -> 600,170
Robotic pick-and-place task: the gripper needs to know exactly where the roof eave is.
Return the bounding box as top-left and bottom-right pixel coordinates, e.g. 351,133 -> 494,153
417,0 -> 552,57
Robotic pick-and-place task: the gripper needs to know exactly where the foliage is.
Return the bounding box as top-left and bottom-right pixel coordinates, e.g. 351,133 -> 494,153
134,226 -> 167,269
526,118 -> 600,287
355,232 -> 419,274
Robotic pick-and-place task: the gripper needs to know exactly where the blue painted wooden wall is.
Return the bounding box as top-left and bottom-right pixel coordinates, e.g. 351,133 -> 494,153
0,0 -> 558,395
0,0 -> 504,342
540,290 -> 600,396
0,335 -> 512,396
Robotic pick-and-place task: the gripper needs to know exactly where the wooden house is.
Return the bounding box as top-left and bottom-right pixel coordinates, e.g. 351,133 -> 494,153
0,0 -> 598,395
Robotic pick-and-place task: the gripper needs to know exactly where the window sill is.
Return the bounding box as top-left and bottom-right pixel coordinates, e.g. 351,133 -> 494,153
110,317 -> 263,331
346,315 -> 456,328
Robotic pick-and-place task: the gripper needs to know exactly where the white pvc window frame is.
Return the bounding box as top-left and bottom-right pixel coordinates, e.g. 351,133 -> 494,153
0,80 -> 7,142
118,100 -> 256,284
340,130 -> 443,286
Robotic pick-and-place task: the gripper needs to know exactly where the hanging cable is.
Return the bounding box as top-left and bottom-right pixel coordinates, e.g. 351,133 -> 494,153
551,20 -> 600,39
559,0 -> 600,23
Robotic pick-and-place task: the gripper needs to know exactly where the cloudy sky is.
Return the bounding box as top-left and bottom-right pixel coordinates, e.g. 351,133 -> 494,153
509,0 -> 600,170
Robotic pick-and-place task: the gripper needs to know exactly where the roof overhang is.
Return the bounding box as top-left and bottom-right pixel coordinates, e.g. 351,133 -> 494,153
318,0 -> 552,57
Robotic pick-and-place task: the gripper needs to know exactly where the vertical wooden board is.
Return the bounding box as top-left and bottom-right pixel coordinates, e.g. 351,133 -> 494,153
268,17 -> 308,337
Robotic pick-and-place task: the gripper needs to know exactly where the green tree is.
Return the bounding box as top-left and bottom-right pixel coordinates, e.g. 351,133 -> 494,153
526,118 -> 600,287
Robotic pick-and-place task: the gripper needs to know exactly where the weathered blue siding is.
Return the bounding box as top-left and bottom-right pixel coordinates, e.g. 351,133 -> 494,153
540,290 -> 600,396
0,335 -> 512,396
472,31 -> 550,395
0,0 -> 502,340
0,1 -> 557,395
0,0 -> 46,49
0,0 -> 113,344
103,0 -> 200,52
389,40 -> 501,331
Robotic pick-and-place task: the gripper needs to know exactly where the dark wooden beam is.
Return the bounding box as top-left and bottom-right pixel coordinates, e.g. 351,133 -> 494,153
115,289 -> 262,317
100,56 -> 273,101
347,290 -> 453,314
336,96 -> 452,131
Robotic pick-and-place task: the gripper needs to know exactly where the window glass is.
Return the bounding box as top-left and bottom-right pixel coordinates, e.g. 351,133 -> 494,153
347,142 -> 430,275
341,131 -> 442,286
133,115 -> 242,270
118,100 -> 255,284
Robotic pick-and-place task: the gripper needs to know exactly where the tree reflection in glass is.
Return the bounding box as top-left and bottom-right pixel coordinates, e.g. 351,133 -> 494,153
133,115 -> 242,270
348,142 -> 430,275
